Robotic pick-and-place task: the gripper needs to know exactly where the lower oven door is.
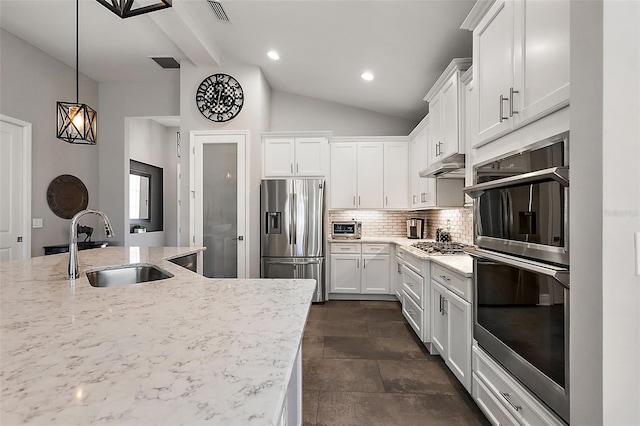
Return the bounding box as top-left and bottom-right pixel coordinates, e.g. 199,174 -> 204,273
466,247 -> 570,423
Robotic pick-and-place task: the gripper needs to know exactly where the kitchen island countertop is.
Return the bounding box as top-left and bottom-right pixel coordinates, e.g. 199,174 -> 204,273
0,246 -> 315,425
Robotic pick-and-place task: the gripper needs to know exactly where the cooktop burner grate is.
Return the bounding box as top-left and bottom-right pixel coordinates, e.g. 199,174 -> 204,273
411,241 -> 469,255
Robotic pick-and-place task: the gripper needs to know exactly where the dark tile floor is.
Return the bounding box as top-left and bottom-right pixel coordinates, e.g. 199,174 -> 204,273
302,300 -> 490,426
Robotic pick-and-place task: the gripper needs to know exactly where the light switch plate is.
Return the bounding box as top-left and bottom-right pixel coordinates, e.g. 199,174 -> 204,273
32,218 -> 43,228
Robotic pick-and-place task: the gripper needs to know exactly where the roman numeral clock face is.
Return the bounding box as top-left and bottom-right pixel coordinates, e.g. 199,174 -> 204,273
196,74 -> 244,122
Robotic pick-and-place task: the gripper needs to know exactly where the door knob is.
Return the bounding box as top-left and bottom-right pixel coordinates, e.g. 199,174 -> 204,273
233,236 -> 244,241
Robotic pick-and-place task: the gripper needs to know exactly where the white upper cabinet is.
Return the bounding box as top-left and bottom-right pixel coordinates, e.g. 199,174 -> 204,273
424,58 -> 472,166
263,137 -> 295,177
513,0 -> 570,125
330,137 -> 408,210
330,143 -> 358,208
409,118 -> 436,209
262,133 -> 330,178
383,142 -> 409,209
470,0 -> 569,147
294,137 -> 326,176
356,143 -> 384,208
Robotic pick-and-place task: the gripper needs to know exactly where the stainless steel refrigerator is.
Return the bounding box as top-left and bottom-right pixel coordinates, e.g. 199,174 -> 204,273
260,179 -> 325,302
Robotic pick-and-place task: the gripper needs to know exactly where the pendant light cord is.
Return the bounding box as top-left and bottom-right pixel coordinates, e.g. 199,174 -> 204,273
75,0 -> 79,104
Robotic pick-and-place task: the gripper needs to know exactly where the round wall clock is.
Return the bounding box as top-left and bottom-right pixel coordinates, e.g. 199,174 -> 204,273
196,73 -> 244,122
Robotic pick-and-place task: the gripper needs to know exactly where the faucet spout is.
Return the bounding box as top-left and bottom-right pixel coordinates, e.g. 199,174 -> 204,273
68,209 -> 114,279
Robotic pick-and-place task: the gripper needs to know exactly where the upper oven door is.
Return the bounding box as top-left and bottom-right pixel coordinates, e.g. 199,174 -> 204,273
467,167 -> 569,265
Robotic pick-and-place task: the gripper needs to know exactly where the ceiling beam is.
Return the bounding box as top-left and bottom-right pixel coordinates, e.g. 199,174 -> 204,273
148,0 -> 221,67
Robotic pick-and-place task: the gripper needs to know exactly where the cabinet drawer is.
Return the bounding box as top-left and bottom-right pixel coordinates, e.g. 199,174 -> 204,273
401,264 -> 424,306
402,290 -> 423,340
472,373 -> 519,426
431,262 -> 471,302
472,346 -> 565,426
330,243 -> 361,254
403,251 -> 426,275
362,243 -> 389,254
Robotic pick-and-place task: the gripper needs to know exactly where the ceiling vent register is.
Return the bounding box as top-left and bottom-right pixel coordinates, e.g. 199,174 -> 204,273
207,1 -> 230,22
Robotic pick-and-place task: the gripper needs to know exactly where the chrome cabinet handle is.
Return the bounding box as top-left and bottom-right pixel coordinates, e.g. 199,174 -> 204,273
233,236 -> 244,241
500,392 -> 522,411
439,295 -> 443,314
499,94 -> 509,122
357,258 -> 360,268
363,259 -> 366,269
385,196 -> 388,206
407,309 -> 415,315
440,275 -> 451,282
412,195 -> 417,204
358,196 -> 361,205
296,163 -> 299,173
509,87 -> 519,117
353,196 -> 356,206
290,163 -> 293,173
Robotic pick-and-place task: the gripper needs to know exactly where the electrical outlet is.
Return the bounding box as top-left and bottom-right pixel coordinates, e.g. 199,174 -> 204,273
32,218 -> 43,228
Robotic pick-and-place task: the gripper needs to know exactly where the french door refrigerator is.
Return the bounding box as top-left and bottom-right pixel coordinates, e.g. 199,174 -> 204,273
260,179 -> 325,302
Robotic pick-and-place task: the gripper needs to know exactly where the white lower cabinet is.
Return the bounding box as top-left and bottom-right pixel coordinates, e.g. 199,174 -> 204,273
329,243 -> 391,295
472,345 -> 565,426
399,248 -> 430,344
432,280 -> 472,392
430,263 -> 473,392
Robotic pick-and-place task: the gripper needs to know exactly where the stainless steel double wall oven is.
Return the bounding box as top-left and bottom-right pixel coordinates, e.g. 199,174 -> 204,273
465,132 -> 570,423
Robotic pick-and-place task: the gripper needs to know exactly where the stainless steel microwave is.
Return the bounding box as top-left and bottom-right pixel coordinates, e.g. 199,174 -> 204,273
332,221 -> 362,239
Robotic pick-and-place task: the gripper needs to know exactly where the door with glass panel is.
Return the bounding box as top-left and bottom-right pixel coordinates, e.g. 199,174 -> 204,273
192,132 -> 247,278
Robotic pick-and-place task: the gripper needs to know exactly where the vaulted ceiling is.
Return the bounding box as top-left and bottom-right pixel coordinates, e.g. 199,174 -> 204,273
0,0 -> 474,121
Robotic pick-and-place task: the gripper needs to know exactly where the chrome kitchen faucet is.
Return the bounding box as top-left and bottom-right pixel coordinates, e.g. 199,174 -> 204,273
68,209 -> 114,279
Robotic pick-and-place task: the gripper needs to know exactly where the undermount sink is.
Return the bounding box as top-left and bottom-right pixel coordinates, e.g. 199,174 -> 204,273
86,263 -> 174,287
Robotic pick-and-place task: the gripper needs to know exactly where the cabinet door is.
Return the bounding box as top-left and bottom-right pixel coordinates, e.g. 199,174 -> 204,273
410,135 -> 421,208
431,280 -> 447,356
330,254 -> 361,293
362,254 -> 390,294
356,143 -> 384,208
441,73 -> 461,160
513,0 -> 570,125
473,0 -> 514,146
264,137 -> 295,177
383,142 -> 409,209
330,143 -> 357,208
295,137 -> 325,176
446,290 -> 472,392
394,259 -> 403,300
428,94 -> 443,165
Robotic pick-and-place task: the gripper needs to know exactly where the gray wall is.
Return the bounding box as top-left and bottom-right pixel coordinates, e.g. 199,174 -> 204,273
127,119 -> 179,247
271,90 -> 416,136
0,29 -> 101,256
179,58 -> 271,278
98,80 -> 179,246
571,1 -> 640,424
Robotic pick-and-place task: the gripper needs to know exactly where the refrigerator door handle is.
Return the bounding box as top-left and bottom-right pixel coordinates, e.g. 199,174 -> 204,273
292,192 -> 297,245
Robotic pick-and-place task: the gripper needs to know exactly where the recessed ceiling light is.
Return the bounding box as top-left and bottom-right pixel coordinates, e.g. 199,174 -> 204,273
267,50 -> 280,60
361,72 -> 374,81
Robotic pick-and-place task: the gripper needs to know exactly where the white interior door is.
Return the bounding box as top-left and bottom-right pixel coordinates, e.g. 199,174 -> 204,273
0,117 -> 31,262
191,131 -> 247,278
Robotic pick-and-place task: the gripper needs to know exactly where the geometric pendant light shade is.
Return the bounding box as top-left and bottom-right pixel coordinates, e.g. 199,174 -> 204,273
56,0 -> 97,145
56,101 -> 97,144
96,0 -> 172,19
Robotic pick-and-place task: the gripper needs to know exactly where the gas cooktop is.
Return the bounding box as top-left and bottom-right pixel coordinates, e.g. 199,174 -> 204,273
411,241 -> 469,255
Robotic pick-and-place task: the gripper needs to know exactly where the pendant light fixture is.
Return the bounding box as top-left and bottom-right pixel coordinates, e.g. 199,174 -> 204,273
56,0 -> 97,145
96,0 -> 172,19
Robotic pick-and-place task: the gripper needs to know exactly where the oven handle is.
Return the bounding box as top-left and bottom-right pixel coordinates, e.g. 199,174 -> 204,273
464,166 -> 569,198
464,247 -> 570,288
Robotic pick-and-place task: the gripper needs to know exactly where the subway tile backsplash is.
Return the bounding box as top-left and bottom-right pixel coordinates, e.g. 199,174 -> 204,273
328,208 -> 474,245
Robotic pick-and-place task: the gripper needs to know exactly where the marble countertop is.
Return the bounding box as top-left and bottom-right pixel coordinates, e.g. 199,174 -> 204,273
328,237 -> 473,276
0,247 -> 315,425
